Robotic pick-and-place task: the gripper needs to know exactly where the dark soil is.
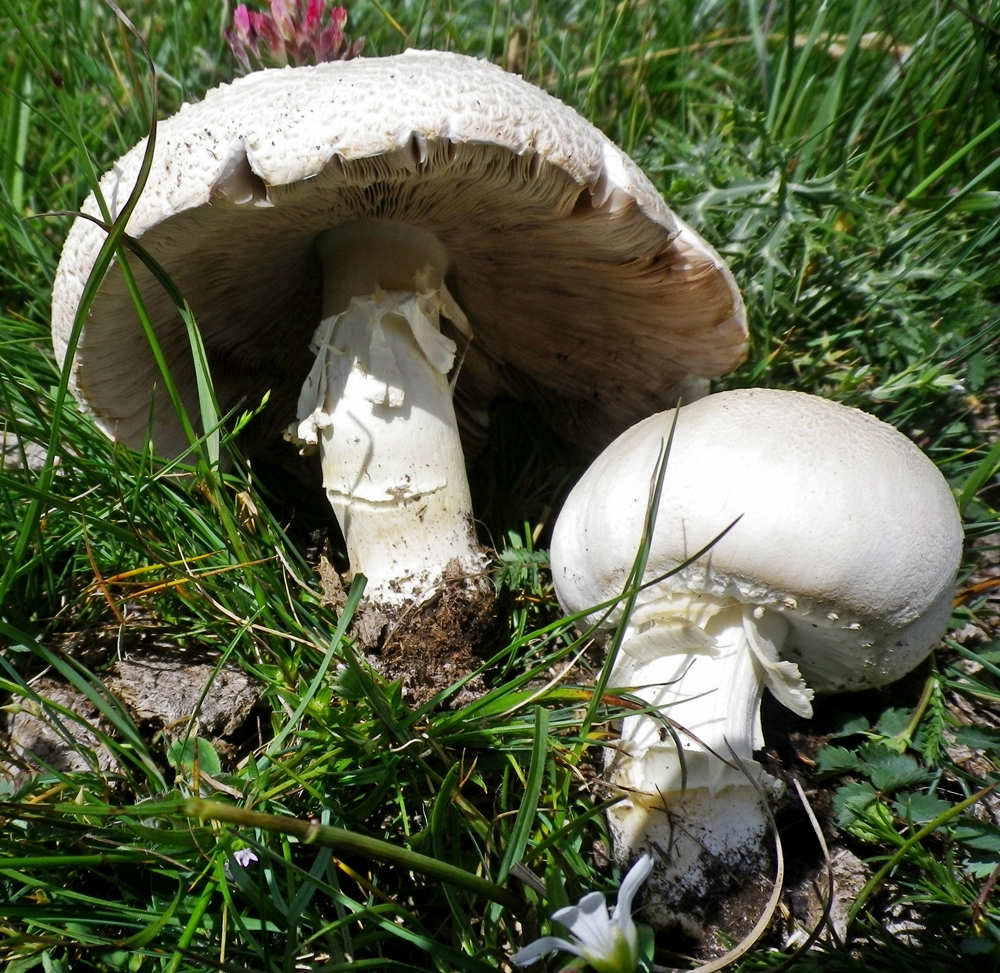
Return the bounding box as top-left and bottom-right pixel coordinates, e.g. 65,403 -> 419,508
336,564 -> 499,708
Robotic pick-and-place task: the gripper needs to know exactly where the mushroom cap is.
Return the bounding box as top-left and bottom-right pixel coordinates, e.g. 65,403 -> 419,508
51,49 -> 746,458
551,388 -> 964,692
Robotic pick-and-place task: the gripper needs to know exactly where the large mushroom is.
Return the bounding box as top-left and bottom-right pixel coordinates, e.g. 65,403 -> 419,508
51,50 -> 746,621
550,388 -> 963,933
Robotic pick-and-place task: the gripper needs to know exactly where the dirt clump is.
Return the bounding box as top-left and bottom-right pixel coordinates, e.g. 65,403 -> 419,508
316,552 -> 500,707
373,576 -> 498,708
2,677 -> 117,778
106,654 -> 260,742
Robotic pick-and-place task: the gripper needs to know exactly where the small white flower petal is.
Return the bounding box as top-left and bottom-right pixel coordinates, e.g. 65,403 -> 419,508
555,891 -> 617,957
610,852 -> 653,952
510,936 -> 585,966
613,853 -> 653,923
232,848 -> 258,867
512,855 -> 654,973
552,891 -> 605,928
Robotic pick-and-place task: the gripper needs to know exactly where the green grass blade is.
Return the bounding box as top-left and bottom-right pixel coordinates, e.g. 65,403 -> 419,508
184,798 -> 524,915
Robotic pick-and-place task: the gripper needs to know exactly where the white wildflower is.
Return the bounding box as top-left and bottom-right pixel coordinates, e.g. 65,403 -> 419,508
233,848 -> 258,867
511,854 -> 653,973
225,846 -> 259,881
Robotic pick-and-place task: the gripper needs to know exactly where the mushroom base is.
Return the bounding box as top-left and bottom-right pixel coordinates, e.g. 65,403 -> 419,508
602,601 -> 809,935
609,785 -> 774,937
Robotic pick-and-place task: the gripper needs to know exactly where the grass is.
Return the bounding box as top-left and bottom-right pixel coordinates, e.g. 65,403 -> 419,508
2,0 -> 1000,970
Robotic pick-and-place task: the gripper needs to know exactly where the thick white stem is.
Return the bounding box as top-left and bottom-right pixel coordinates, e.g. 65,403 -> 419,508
606,600 -> 813,930
289,223 -> 485,605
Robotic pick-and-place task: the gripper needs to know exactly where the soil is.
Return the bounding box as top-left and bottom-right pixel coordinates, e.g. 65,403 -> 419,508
699,867 -> 777,952
377,581 -> 498,707
318,555 -> 500,707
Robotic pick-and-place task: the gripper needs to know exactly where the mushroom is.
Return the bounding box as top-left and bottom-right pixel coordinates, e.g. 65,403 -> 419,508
549,388 -> 963,932
51,50 -> 746,619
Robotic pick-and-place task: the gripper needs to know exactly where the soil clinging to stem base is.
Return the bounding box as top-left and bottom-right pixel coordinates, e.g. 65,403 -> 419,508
319,558 -> 498,707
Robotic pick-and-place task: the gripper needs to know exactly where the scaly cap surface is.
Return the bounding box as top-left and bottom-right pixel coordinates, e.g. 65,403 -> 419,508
551,388 -> 963,691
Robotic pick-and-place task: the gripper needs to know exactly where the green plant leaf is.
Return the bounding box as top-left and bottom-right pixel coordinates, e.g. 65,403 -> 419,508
959,937 -> 997,956
832,781 -> 879,830
830,712 -> 871,737
865,752 -> 930,793
815,744 -> 864,775
7,954 -> 43,973
893,792 -> 953,825
166,737 -> 222,778
952,819 -> 1000,854
874,707 -> 913,737
955,726 -> 1000,751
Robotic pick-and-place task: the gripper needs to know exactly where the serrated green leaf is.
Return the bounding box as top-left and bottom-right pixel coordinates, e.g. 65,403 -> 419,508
953,819 -> 1000,853
866,752 -> 930,793
965,855 -> 1000,879
893,791 -> 952,824
834,789 -> 897,843
955,726 -> 1000,751
815,744 -> 863,775
857,740 -> 896,764
830,711 -> 871,737
874,707 -> 912,737
832,780 -> 878,829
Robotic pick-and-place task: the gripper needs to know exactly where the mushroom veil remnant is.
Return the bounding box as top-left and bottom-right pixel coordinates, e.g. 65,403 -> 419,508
550,388 -> 963,933
51,50 -> 746,621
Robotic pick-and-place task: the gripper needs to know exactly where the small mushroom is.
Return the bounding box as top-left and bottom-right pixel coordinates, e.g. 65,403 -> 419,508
550,388 -> 963,933
51,50 -> 745,617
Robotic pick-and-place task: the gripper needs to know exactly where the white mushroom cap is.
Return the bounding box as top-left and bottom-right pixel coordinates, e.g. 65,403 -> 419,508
551,388 -> 963,931
50,49 -> 746,458
552,388 -> 963,692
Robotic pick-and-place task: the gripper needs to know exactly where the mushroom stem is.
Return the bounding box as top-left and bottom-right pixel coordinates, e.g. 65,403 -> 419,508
607,598 -> 813,932
290,222 -> 486,605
